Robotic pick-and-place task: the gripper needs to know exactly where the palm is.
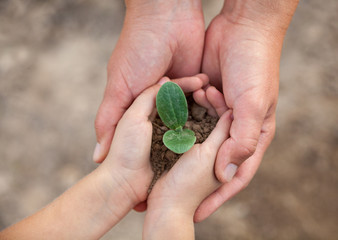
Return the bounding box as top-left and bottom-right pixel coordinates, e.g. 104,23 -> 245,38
109,11 -> 205,97
203,15 -> 279,110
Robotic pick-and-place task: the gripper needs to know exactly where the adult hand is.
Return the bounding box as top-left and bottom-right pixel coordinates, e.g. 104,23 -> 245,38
94,0 -> 205,163
194,0 -> 299,222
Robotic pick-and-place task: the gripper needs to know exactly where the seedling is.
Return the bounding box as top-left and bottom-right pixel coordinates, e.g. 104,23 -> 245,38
156,82 -> 196,154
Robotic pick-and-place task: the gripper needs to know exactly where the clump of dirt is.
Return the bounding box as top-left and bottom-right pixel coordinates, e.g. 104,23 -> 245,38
149,97 -> 218,191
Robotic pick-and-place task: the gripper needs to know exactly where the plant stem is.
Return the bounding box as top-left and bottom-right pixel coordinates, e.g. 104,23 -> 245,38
175,126 -> 183,132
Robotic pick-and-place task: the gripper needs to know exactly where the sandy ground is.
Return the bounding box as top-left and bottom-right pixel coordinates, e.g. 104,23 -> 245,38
0,0 -> 337,239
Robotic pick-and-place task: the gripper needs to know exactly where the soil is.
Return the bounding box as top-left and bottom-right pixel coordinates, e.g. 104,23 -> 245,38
149,97 -> 218,191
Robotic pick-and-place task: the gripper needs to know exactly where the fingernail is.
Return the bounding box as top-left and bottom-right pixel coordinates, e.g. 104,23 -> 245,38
93,143 -> 101,162
158,77 -> 169,85
224,163 -> 238,182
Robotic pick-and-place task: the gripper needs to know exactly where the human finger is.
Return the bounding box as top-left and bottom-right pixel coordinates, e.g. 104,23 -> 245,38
127,73 -> 210,121
94,78 -> 133,163
205,86 -> 229,117
194,117 -> 275,222
202,110 -> 232,153
193,89 -> 218,117
124,84 -> 161,120
214,98 -> 269,183
171,73 -> 209,93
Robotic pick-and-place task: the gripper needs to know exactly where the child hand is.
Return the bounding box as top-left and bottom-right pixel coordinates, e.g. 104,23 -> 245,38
143,87 -> 231,239
99,74 -> 209,207
147,113 -> 232,211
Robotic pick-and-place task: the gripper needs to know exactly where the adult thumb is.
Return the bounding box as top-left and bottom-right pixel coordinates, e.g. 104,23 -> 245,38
93,78 -> 133,163
214,104 -> 266,183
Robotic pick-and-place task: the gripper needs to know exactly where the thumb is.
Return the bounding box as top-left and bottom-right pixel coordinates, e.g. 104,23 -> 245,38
94,77 -> 133,163
214,104 -> 266,183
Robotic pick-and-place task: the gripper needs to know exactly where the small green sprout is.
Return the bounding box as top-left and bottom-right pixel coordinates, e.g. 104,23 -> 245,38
156,82 -> 196,154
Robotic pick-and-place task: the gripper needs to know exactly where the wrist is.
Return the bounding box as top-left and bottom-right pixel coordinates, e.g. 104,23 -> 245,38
221,0 -> 299,34
94,165 -> 141,219
125,0 -> 202,20
98,158 -> 154,208
147,181 -> 199,217
144,204 -> 194,239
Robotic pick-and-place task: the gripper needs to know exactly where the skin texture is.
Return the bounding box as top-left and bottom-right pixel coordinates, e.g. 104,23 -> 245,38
95,0 -> 299,223
0,76 -> 208,240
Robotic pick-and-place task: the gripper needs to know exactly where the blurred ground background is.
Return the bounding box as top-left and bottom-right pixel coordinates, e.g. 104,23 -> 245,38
0,0 -> 337,239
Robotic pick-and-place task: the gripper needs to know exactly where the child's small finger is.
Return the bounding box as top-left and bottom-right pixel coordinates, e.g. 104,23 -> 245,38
206,86 -> 229,117
202,110 -> 232,153
193,89 -> 218,117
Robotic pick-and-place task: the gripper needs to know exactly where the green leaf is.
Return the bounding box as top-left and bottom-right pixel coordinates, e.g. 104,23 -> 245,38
163,129 -> 196,154
156,82 -> 188,130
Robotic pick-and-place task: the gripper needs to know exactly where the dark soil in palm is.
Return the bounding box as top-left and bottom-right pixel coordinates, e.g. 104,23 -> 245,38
149,97 -> 218,191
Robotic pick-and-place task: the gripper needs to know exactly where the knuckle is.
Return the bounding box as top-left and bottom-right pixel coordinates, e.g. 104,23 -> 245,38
249,99 -> 267,116
262,116 -> 277,143
234,137 -> 258,161
191,144 -> 202,154
269,122 -> 276,140
240,94 -> 268,117
190,144 -> 205,160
